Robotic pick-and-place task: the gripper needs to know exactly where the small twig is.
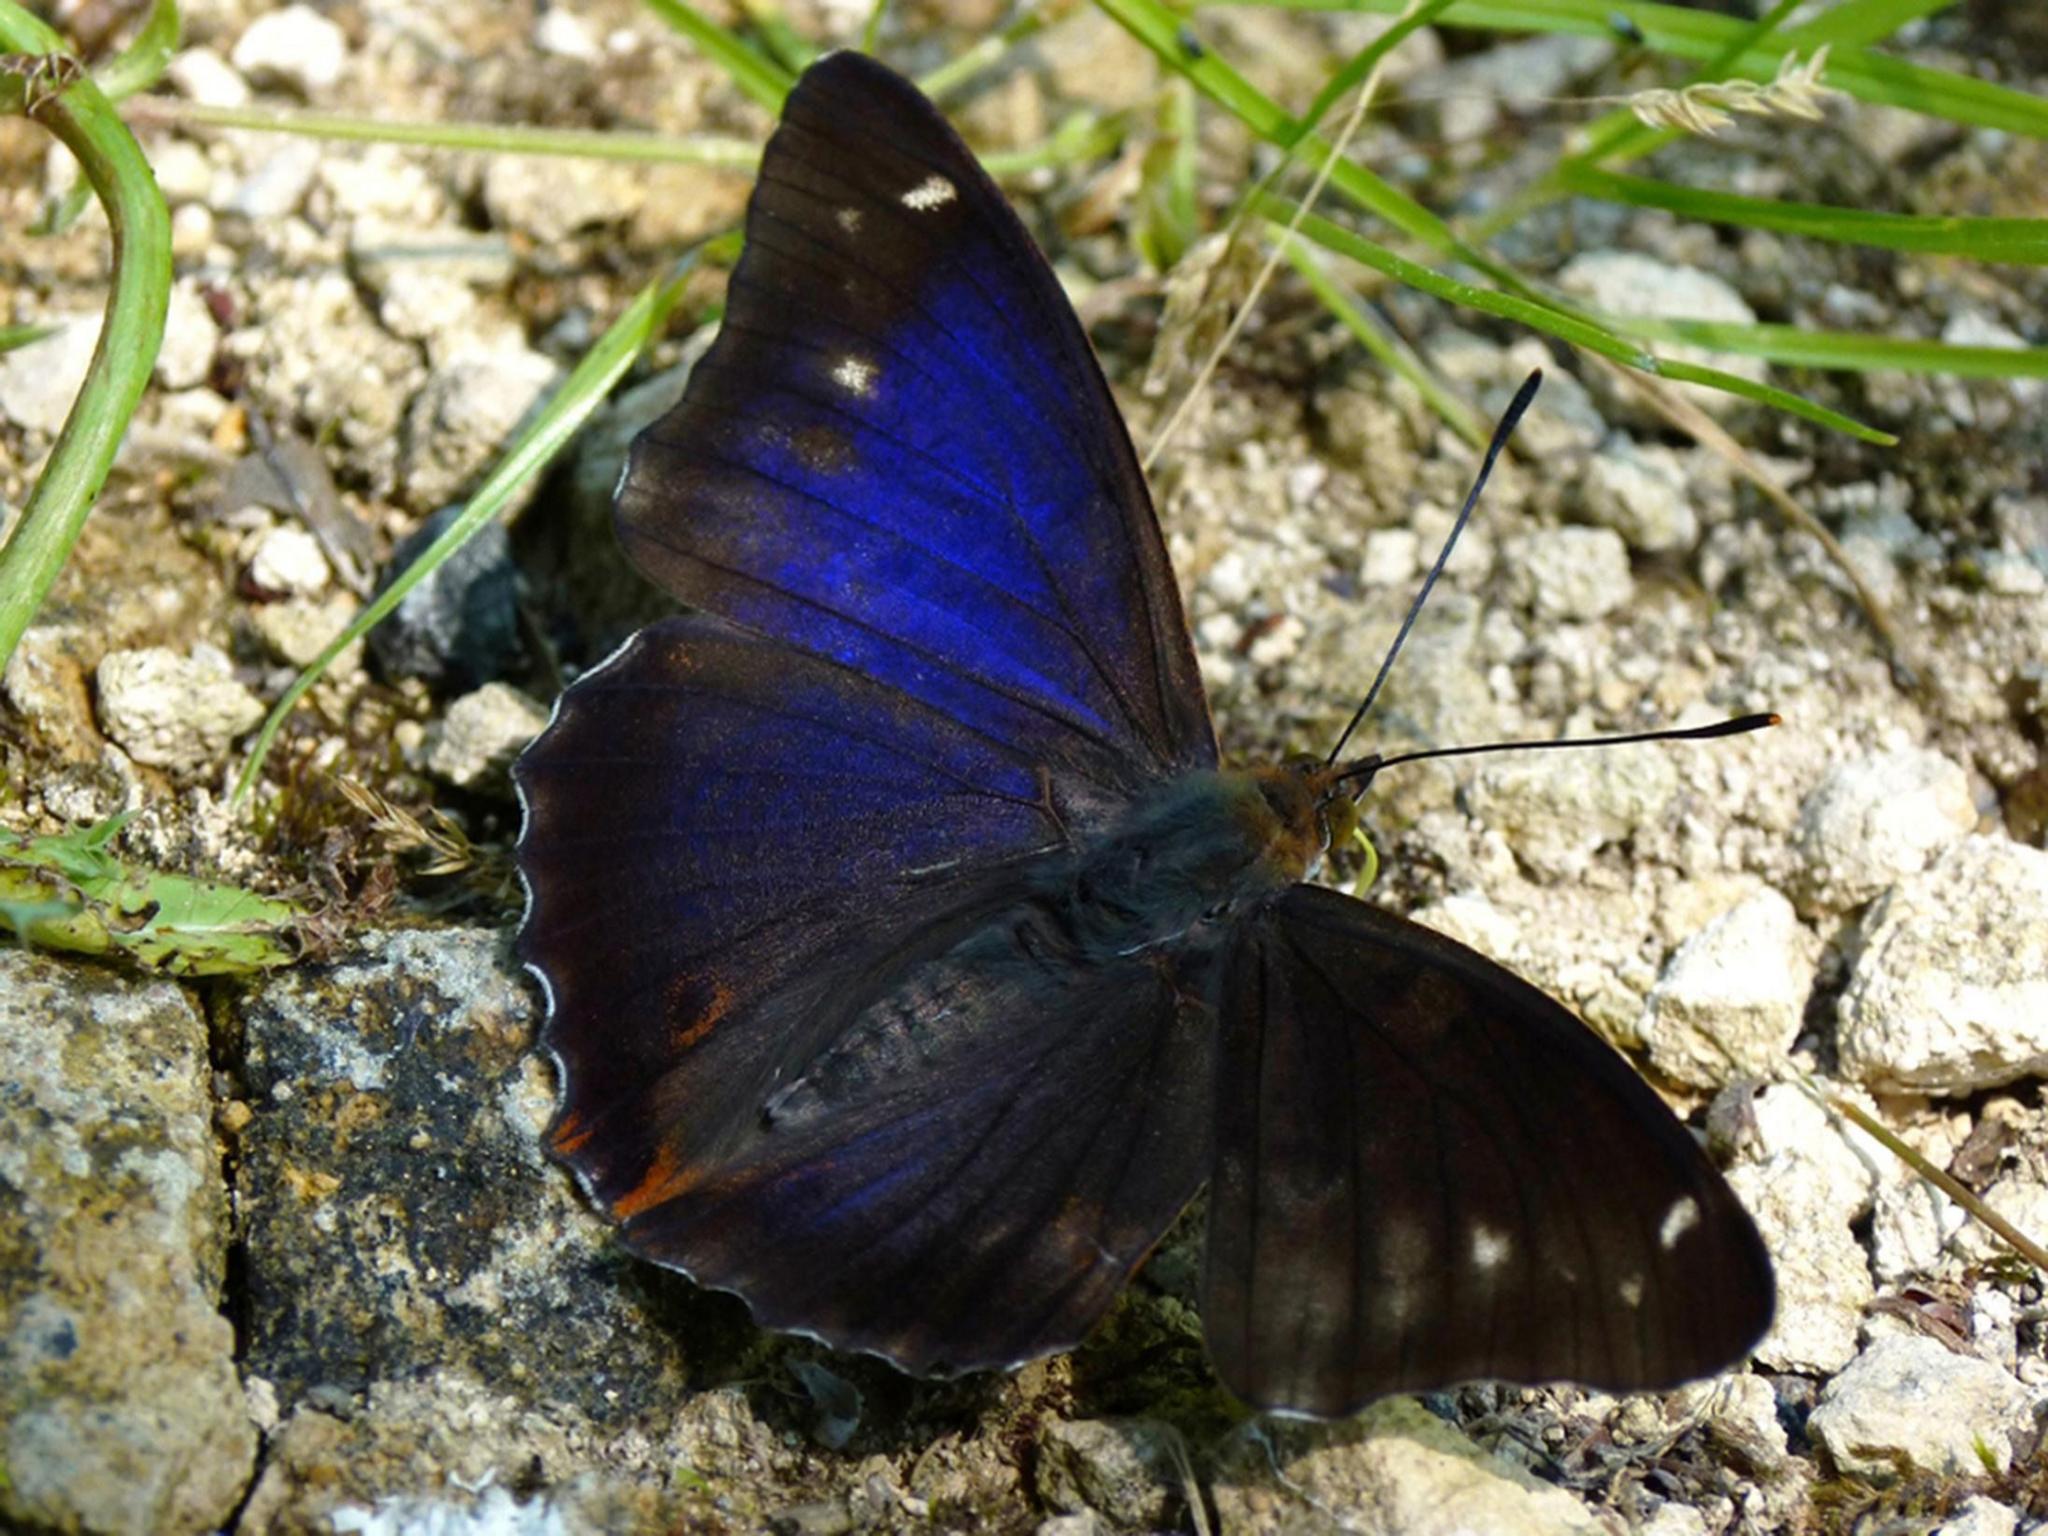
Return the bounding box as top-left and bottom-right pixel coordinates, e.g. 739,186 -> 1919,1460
1793,1070 -> 2048,1277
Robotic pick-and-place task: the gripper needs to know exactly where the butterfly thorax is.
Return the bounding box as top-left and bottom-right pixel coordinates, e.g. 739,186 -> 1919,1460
1044,763 -> 1346,962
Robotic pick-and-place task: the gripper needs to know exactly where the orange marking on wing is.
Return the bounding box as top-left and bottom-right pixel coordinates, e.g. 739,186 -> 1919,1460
672,976 -> 737,1050
613,1142 -> 700,1220
550,1111 -> 594,1156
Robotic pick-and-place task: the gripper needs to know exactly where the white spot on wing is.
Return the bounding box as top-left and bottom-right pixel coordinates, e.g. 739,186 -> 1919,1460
836,206 -> 863,234
1660,1196 -> 1700,1250
831,356 -> 877,397
901,174 -> 957,211
1469,1225 -> 1512,1272
1618,1274 -> 1645,1308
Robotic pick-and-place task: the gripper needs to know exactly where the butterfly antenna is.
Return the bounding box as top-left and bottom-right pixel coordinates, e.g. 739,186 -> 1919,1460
1324,369 -> 1542,767
1338,712 -> 1781,788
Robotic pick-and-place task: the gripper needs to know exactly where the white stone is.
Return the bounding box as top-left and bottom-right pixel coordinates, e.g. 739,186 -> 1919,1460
221,139 -> 323,221
1556,252 -> 1768,413
534,7 -> 602,60
1640,890 -> 1812,1089
1411,893 -> 1523,966
1837,837 -> 2048,1092
399,345 -> 563,512
155,280 -> 220,392
0,313 -> 98,436
247,525 -> 331,597
1360,527 -> 1420,587
1212,1398 -> 1609,1536
1578,435 -> 1699,554
165,46 -> 251,108
230,5 -> 347,96
1807,1335 -> 2032,1480
1933,1496 -> 2020,1536
1466,743 -> 1677,882
423,684 -> 550,789
1727,1151 -> 1872,1375
1501,525 -> 1634,622
95,647 -> 264,773
1791,747 -> 1976,913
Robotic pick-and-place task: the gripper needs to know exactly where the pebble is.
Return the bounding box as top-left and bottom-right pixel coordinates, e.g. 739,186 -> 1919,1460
1716,1084 -> 1893,1375
368,505 -> 523,689
231,4 -> 348,96
0,952 -> 256,1533
1639,889 -> 1812,1090
399,345 -> 563,512
534,6 -> 603,60
94,645 -> 265,773
1035,1419 -> 1182,1529
1361,527 -> 1420,587
1466,742 -> 1677,882
1790,746 -> 1976,913
1836,837 -> 2048,1092
1501,525 -> 1635,621
0,312 -> 98,436
1556,252 -> 1768,413
1934,1497 -> 2021,1536
250,592 -> 363,672
248,523 -> 333,598
156,279 -> 222,392
166,45 -> 252,108
1578,435 -> 1700,554
1212,1399 -> 1609,1535
221,138 -> 324,221
1806,1335 -> 2033,1480
422,682 -> 550,789
481,154 -> 646,244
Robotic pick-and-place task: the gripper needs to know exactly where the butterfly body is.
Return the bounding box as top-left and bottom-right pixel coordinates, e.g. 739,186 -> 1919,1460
516,51 -> 1773,1418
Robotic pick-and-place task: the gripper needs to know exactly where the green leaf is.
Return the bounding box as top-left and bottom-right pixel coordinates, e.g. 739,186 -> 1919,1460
0,818 -> 302,975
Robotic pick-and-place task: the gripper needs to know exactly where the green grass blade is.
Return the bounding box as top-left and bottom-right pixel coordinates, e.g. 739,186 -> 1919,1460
132,98 -> 763,165
232,260 -> 700,804
1560,163 -> 2048,264
1616,318 -> 2048,378
1210,0 -> 2048,137
1283,241 -> 1489,447
94,0 -> 179,101
1095,0 -> 1572,317
0,6 -> 173,675
639,0 -> 793,110
0,322 -> 57,351
1270,206 -> 1895,442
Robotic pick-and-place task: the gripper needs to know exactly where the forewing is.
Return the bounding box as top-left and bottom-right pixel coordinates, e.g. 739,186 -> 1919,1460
1204,884 -> 1774,1416
617,51 -> 1215,790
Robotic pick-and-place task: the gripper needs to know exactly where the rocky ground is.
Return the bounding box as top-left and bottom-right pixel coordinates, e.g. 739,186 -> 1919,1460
2,1 -> 2045,1532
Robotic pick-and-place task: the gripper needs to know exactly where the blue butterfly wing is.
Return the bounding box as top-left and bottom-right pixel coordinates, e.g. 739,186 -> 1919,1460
518,54 -> 1218,1371
615,50 -> 1215,789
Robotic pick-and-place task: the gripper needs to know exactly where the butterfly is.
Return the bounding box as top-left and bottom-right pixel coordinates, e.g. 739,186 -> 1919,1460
514,51 -> 1774,1417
